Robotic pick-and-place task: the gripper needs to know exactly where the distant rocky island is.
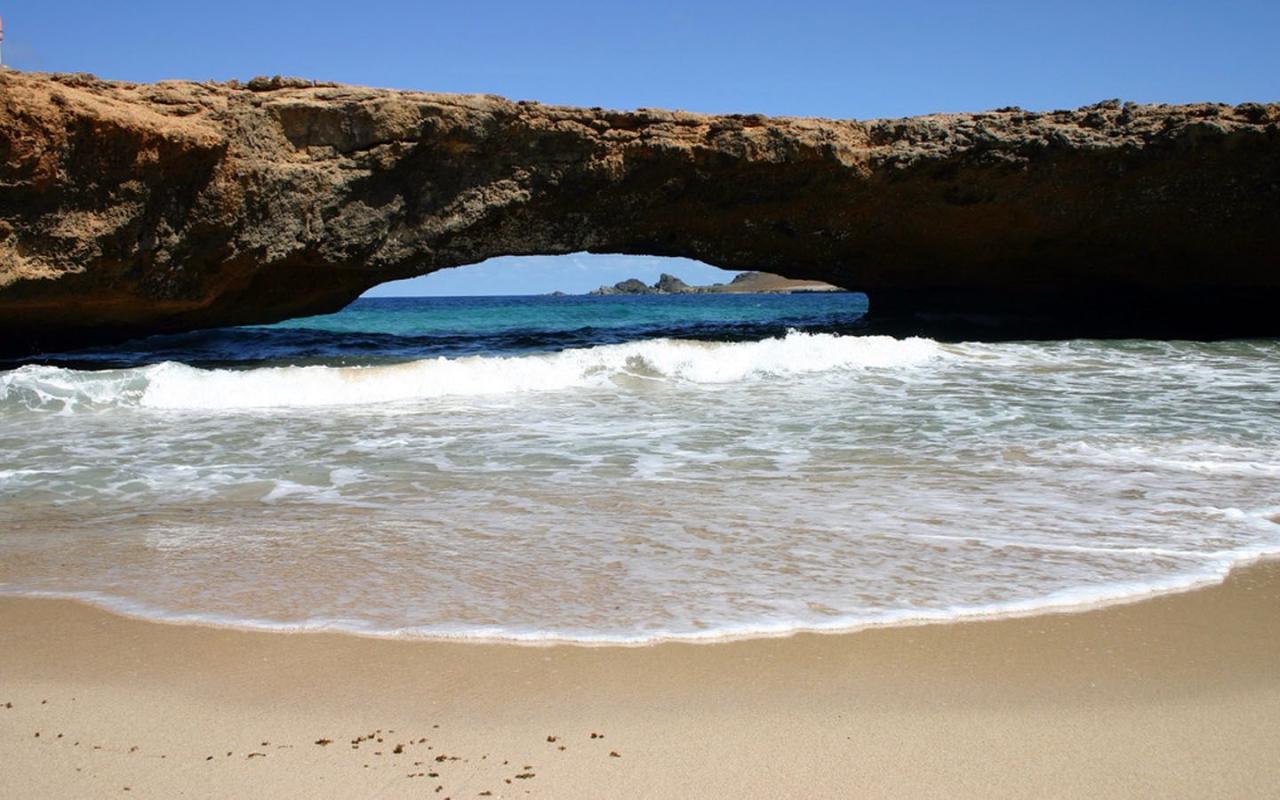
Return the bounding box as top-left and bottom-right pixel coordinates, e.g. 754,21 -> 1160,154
587,271 -> 844,296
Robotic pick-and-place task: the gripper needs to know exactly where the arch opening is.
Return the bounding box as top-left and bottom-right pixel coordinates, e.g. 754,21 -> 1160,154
10,254 -> 867,370
361,253 -> 749,298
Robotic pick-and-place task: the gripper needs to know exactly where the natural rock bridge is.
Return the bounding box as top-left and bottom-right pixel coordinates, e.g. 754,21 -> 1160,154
1,71 -> 1278,355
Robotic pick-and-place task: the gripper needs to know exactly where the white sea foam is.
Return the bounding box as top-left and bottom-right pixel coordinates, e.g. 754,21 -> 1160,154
0,332 -> 943,411
0,365 -> 146,413
2,335 -> 1278,644
0,550 -> 1274,645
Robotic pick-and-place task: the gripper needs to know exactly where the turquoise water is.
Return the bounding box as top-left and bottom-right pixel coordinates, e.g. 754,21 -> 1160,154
273,294 -> 867,338
15,293 -> 870,369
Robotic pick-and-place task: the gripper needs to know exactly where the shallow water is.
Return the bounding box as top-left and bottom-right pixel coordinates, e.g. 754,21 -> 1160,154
2,294 -> 1278,642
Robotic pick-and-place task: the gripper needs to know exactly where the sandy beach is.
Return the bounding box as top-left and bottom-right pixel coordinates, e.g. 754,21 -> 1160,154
4,4 -> 1279,799
1,560 -> 1276,798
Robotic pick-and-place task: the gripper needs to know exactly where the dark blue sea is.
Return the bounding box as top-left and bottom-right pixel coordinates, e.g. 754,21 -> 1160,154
21,292 -> 871,369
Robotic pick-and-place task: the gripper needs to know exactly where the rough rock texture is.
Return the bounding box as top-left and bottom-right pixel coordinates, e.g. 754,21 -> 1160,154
1,70 -> 1278,353
654,273 -> 691,294
592,277 -> 658,296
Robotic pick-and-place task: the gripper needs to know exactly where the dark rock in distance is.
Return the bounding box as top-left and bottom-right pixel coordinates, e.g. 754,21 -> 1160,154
588,271 -> 841,295
592,278 -> 656,296
654,273 -> 690,293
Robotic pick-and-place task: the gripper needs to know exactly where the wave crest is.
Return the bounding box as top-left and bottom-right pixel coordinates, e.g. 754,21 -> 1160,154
0,332 -> 943,411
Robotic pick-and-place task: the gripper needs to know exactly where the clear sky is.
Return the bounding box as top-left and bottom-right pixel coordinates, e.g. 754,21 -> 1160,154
363,255 -> 740,297
3,0 -> 1276,295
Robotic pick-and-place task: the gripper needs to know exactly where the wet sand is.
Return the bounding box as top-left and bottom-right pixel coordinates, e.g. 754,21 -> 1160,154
2,561 -> 1278,799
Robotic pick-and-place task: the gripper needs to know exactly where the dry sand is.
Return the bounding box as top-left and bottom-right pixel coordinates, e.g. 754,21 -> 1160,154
2,561 -> 1278,799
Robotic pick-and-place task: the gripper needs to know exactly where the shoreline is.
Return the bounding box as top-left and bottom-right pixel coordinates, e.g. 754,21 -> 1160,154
0,553 -> 1269,647
3,560 -> 1278,798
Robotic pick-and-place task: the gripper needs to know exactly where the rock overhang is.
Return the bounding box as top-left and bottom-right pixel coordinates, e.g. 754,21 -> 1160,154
1,71 -> 1278,355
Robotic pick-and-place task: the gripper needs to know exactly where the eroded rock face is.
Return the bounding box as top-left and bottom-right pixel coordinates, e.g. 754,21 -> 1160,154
1,71 -> 1278,353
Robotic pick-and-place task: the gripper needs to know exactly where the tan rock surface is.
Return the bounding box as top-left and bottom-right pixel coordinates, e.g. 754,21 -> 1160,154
1,71 -> 1277,352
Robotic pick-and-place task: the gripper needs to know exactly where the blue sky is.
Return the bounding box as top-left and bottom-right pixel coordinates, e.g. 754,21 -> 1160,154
4,1 -> 1276,295
363,255 -> 740,297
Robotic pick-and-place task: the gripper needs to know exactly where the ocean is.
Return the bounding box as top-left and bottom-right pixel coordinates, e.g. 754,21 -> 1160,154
1,293 -> 1278,643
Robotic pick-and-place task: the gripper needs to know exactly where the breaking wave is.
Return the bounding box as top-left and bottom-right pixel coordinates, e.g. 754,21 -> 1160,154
0,332 -> 944,412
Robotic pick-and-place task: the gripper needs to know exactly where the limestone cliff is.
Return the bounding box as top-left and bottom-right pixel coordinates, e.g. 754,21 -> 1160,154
1,71 -> 1278,353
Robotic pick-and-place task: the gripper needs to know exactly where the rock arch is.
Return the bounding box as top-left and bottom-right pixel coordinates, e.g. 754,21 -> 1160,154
1,71 -> 1278,354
